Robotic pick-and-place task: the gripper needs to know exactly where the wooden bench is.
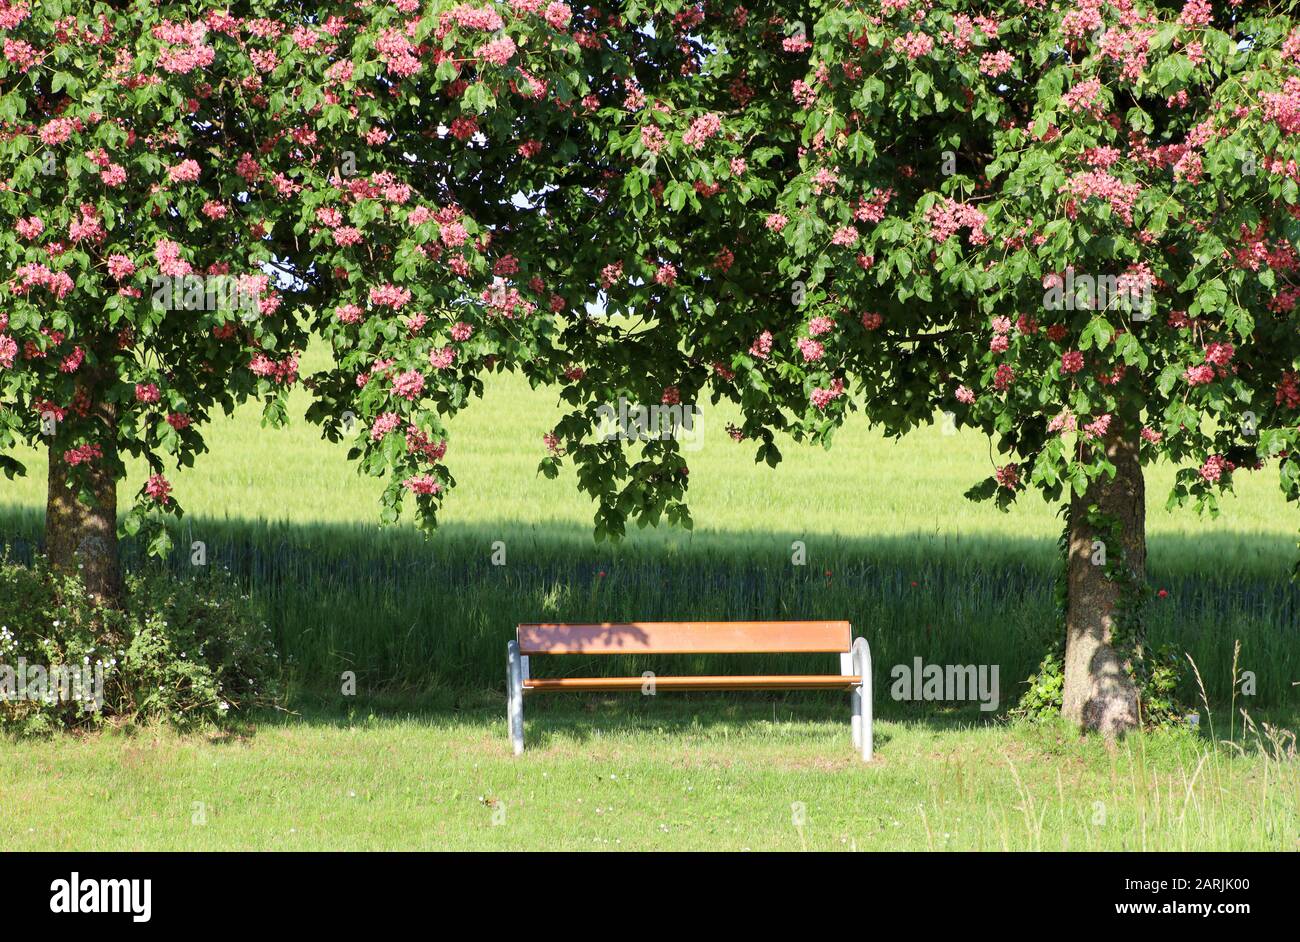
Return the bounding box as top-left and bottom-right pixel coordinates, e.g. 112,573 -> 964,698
506,621 -> 872,761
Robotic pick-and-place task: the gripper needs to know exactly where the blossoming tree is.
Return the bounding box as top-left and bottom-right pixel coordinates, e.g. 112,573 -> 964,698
527,0 -> 1300,735
0,0 -> 579,603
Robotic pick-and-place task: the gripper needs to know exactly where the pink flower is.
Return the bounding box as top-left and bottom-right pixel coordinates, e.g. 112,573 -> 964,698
402,475 -> 442,496
1198,454 -> 1225,483
682,112 -> 722,149
830,225 -> 858,247
860,311 -> 883,330
450,322 -> 474,342
765,213 -> 788,232
1179,0 -> 1213,28
107,254 -> 135,280
64,443 -> 103,467
808,316 -> 835,337
926,198 -> 988,245
392,369 -> 425,400
1184,363 -> 1215,386
1204,342 -> 1234,366
544,2 -> 572,29
100,164 -> 127,187
995,464 -> 1019,489
797,338 -> 824,362
655,263 -> 677,286
15,216 -> 43,240
0,335 -> 16,370
439,222 -> 468,247
979,50 -> 1013,77
893,32 -> 934,59
750,330 -> 773,359
144,473 -> 173,504
955,385 -> 976,404
429,346 -> 455,369
640,124 -> 665,154
168,159 -> 201,183
811,378 -> 846,410
476,35 -> 517,67
1061,351 -> 1085,374
135,383 -> 161,404
371,412 -> 401,440
1083,414 -> 1112,439
370,284 -> 412,309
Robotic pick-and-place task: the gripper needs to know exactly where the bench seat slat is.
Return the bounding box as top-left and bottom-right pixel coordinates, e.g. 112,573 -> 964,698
517,621 -> 851,655
524,675 -> 861,692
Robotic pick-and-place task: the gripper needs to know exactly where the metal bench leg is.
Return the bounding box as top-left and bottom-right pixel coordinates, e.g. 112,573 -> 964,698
853,637 -> 873,762
507,640 -> 525,756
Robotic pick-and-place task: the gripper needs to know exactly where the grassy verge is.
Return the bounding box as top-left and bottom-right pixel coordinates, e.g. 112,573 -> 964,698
1,698 -> 1294,851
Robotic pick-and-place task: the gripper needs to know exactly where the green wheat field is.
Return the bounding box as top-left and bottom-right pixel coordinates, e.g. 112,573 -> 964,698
1,346 -> 1297,850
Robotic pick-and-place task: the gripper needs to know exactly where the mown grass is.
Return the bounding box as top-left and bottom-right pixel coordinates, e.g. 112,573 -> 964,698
0,698 -> 1295,851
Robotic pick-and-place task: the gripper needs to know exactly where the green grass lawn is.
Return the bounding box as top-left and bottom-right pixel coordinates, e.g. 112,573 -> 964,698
1,698 -> 1295,851
1,349 -> 1298,851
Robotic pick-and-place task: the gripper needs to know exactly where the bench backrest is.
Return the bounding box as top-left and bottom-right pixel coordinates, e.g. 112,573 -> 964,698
517,621 -> 851,655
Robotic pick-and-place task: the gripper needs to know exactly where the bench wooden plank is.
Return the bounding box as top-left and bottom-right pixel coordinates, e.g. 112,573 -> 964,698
524,675 -> 861,691
517,621 -> 851,655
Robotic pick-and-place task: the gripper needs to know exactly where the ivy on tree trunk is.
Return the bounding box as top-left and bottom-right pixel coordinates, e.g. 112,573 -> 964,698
1062,425 -> 1145,738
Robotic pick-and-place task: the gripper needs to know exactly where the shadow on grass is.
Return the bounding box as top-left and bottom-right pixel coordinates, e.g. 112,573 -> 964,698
2,509 -> 1298,712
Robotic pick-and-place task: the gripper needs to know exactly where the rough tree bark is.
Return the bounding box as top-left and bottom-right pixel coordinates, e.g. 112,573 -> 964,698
43,381 -> 121,607
1061,423 -> 1144,739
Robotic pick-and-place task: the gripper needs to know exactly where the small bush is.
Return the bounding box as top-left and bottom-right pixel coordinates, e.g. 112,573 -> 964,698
0,555 -> 280,735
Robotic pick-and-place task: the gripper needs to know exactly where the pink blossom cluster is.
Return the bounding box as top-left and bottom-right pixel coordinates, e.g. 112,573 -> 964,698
15,215 -> 42,239
925,198 -> 989,246
682,112 -> 722,150
155,21 -> 215,74
811,378 -> 845,410
64,443 -> 103,467
155,239 -> 193,277
392,369 -> 425,400
1198,454 -> 1225,484
797,338 -> 824,362
1263,78 -> 1300,135
403,475 -> 442,496
1060,171 -> 1143,225
893,32 -> 934,60
854,189 -> 893,223
14,262 -> 74,298
370,284 -> 412,309
249,352 -> 299,385
374,27 -> 421,77
831,225 -> 858,247
144,473 -> 172,504
476,35 -> 516,66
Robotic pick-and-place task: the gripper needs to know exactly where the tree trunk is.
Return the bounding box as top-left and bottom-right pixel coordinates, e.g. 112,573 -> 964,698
44,395 -> 121,607
1061,423 -> 1144,739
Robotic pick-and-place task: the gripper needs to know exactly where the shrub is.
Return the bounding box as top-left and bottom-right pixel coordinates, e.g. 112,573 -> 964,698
0,555 -> 279,735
